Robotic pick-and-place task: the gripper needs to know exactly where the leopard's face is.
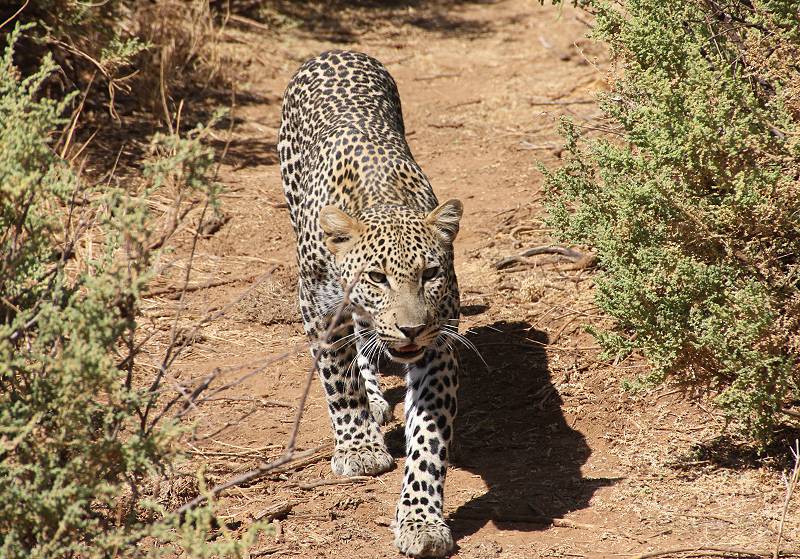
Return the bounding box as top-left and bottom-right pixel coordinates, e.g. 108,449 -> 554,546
320,201 -> 462,364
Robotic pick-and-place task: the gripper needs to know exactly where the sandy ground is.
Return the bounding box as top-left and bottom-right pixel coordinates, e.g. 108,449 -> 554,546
137,1 -> 800,557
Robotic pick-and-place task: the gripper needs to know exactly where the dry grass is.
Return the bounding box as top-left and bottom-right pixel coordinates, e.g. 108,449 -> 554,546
131,0 -> 234,113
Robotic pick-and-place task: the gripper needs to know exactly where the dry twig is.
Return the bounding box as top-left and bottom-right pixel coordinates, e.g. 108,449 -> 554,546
0,0 -> 29,30
775,440 -> 800,559
516,141 -> 559,151
296,476 -> 373,490
228,14 -> 271,32
251,545 -> 283,557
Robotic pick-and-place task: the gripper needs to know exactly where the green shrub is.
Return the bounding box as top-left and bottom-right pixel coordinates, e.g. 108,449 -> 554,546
0,25 -> 259,558
544,0 -> 800,440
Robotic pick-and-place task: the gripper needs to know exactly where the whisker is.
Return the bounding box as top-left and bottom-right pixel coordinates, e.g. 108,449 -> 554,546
345,350 -> 360,378
331,330 -> 360,347
368,334 -> 385,371
443,324 -> 479,337
359,334 -> 377,364
440,334 -> 455,354
339,327 -> 374,352
440,329 -> 490,371
445,319 -> 504,334
367,336 -> 380,366
362,332 -> 380,374
377,340 -> 387,368
319,297 -> 348,319
350,333 -> 378,386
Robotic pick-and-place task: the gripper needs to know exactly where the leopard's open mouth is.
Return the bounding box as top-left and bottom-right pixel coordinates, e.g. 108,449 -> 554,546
386,343 -> 425,361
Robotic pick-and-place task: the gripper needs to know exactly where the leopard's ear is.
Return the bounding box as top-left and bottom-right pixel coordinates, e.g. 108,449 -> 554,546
425,199 -> 463,244
319,205 -> 363,255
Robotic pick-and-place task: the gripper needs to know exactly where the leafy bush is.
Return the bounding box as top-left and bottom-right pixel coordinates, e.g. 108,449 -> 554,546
545,0 -> 800,440
0,25 -> 258,558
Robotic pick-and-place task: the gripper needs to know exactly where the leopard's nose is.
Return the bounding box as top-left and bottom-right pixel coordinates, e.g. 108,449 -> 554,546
397,324 -> 426,341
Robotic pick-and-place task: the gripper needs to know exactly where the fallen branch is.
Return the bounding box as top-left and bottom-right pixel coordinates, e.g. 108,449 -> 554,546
176,446 -> 319,514
414,72 -> 461,81
517,141 -> 559,151
529,99 -> 595,106
446,98 -> 481,110
296,476 -> 373,490
494,245 -> 595,270
203,396 -> 293,408
451,511 -> 596,530
430,122 -> 464,129
631,546 -> 800,559
547,517 -> 596,530
253,501 -> 293,522
251,546 -> 282,557
269,445 -> 333,476
145,274 -> 258,298
558,254 -> 599,271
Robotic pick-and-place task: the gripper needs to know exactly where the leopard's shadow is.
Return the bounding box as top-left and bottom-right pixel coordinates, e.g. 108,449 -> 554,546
384,319 -> 617,541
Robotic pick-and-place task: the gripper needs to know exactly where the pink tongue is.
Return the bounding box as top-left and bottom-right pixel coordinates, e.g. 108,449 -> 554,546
398,344 -> 420,352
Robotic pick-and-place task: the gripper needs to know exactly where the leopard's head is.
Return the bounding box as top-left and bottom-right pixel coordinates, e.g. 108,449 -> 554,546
320,200 -> 462,364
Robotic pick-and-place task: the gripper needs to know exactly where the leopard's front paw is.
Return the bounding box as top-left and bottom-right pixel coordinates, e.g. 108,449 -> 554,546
394,516 -> 454,558
369,395 -> 392,425
331,442 -> 393,477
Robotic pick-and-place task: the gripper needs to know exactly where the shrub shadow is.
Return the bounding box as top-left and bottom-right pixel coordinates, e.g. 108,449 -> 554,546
221,0 -> 496,41
672,428 -> 800,473
209,138 -> 279,169
81,88 -> 277,179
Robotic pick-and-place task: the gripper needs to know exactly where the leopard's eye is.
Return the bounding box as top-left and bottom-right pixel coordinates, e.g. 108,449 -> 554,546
368,271 -> 388,284
422,266 -> 440,282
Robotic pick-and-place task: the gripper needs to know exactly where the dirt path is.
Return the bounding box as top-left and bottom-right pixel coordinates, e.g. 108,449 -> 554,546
145,1 -> 798,557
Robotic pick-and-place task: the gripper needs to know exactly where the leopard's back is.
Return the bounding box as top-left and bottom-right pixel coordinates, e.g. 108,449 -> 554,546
278,50 -> 438,246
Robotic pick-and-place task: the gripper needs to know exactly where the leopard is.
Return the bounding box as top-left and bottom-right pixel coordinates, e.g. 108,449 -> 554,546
278,50 -> 463,558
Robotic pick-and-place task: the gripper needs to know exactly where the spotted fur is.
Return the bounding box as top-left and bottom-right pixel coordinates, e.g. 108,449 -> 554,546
278,50 -> 463,558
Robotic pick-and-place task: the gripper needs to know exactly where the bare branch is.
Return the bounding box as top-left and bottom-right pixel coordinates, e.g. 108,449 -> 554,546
174,271 -> 362,514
